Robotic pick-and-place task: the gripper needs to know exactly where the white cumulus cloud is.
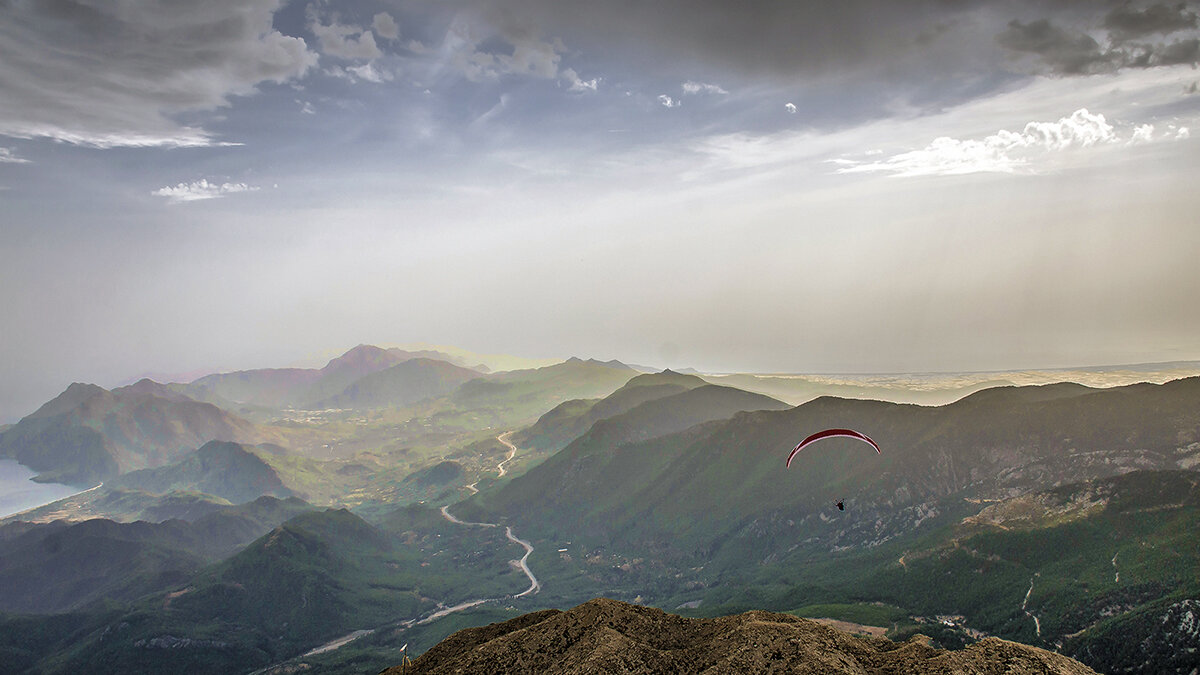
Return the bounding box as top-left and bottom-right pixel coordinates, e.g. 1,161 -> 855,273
658,95 -> 681,108
836,108 -> 1122,177
372,12 -> 400,41
1131,123 -> 1156,143
152,179 -> 259,204
785,102 -> 797,114
563,68 -> 598,92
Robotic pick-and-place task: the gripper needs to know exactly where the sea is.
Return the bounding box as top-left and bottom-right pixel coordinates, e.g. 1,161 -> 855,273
0,459 -> 82,519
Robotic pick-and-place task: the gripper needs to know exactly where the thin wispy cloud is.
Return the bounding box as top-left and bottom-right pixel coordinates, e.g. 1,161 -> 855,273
835,108 -> 1127,177
682,81 -> 728,95
348,63 -> 392,83
0,147 -> 28,163
152,180 -> 259,204
0,0 -> 316,148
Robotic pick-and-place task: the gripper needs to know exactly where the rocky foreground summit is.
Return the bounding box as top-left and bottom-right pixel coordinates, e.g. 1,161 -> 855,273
382,598 -> 1096,674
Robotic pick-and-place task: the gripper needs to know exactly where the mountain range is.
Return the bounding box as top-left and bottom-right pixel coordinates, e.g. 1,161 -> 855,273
0,346 -> 1197,674
178,344 -> 486,410
477,378 -> 1200,564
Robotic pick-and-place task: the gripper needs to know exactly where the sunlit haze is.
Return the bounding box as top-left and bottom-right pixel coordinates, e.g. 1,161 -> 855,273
2,0 -> 1199,421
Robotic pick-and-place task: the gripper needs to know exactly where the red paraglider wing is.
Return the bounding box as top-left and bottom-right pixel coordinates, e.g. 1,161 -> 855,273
786,428 -> 881,468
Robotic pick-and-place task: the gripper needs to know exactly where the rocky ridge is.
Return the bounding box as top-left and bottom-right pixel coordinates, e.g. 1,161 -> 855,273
382,598 -> 1097,674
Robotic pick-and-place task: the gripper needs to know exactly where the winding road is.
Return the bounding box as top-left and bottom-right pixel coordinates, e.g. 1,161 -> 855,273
432,431 -> 541,609
505,526 -> 540,597
495,430 -> 518,478
1022,573 -> 1042,637
256,432 -> 541,670
463,431 -> 517,494
436,505 -> 541,598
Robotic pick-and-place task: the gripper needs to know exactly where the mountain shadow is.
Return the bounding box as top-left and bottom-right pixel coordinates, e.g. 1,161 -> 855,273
13,508 -> 429,675
0,495 -> 312,614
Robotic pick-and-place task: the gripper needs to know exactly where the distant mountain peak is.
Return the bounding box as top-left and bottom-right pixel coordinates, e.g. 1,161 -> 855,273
322,344 -> 393,371
563,357 -> 632,370
26,382 -> 110,419
112,378 -> 194,402
619,370 -> 707,390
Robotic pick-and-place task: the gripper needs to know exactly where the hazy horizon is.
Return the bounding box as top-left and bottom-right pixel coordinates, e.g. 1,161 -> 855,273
2,339 -> 1198,424
3,1 -> 1198,422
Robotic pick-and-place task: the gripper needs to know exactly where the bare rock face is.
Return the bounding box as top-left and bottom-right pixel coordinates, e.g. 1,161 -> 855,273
382,598 -> 1097,674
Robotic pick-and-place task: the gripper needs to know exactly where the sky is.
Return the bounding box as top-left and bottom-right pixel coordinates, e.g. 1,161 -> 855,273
2,0 -> 1200,421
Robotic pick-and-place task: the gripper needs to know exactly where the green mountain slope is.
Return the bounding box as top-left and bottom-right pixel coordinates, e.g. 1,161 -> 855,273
486,378 -> 1199,567
737,470 -> 1200,675
472,383 -> 789,531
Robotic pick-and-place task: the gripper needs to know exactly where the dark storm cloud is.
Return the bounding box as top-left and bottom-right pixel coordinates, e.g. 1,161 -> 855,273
1124,36 -> 1200,66
0,0 -> 317,147
995,2 -> 1200,76
1104,2 -> 1198,41
402,0 -> 986,81
429,0 -> 1200,84
997,19 -> 1116,74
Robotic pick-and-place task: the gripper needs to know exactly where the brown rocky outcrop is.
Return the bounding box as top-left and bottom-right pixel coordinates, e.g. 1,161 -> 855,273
381,598 -> 1097,674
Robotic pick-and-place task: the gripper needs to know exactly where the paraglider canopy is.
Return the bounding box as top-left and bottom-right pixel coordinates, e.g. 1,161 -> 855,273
786,428 -> 881,468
